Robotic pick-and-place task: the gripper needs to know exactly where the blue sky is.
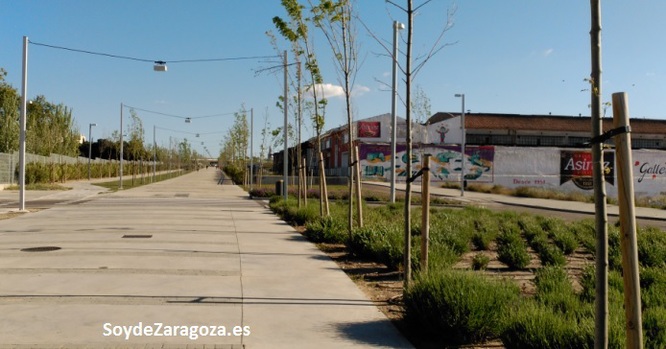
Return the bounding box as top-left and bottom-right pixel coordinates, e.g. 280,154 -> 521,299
1,1 -> 665,157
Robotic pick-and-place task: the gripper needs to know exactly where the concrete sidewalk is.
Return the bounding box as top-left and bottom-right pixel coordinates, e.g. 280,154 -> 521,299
365,181 -> 666,222
0,170 -> 412,348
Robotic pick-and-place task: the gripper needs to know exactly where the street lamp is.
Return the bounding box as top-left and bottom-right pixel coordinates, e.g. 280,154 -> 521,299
119,103 -> 124,189
88,123 -> 97,180
455,93 -> 466,197
19,36 -> 28,211
390,21 -> 405,203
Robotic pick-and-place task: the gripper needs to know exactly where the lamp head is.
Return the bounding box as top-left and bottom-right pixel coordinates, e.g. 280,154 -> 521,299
153,61 -> 168,72
455,94 -> 463,98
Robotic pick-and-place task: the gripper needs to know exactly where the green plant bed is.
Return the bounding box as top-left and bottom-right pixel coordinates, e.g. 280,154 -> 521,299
4,183 -> 71,191
92,171 -> 185,191
405,270 -> 520,345
265,196 -> 666,347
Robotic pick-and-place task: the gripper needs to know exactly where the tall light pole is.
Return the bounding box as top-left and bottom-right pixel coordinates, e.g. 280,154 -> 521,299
88,123 -> 97,180
283,50 -> 288,201
250,107 -> 254,191
153,125 -> 157,182
19,36 -> 28,211
119,103 -> 124,189
390,21 -> 404,203
455,93 -> 465,196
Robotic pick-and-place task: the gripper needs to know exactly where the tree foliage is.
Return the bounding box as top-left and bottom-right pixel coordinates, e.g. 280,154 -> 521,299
26,95 -> 80,157
0,68 -> 20,153
220,107 -> 250,168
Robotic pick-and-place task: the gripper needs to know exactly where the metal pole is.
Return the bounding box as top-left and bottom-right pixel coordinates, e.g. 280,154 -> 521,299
119,103 -> 124,189
19,36 -> 28,211
390,21 -> 403,203
88,123 -> 96,180
283,50 -> 288,201
250,108 -> 254,190
153,125 -> 156,181
455,93 -> 466,196
421,155 -> 431,273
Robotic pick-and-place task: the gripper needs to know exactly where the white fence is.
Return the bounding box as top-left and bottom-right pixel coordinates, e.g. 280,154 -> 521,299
359,144 -> 666,198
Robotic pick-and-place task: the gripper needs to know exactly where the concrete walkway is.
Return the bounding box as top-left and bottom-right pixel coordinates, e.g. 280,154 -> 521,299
0,170 -> 413,348
364,181 -> 666,222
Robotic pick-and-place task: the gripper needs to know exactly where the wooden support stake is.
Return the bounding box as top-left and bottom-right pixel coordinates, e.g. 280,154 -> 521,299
302,158 -> 307,206
420,155 -> 430,273
354,145 -> 363,227
612,92 -> 643,349
319,152 -> 330,216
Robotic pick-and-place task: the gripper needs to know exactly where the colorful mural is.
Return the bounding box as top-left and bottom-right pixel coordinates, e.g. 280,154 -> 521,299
359,144 -> 495,183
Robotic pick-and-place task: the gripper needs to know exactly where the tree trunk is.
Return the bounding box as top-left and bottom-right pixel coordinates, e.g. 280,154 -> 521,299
403,0 -> 414,288
590,1 -> 609,348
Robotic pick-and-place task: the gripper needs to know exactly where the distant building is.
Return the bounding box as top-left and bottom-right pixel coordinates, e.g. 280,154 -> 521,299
273,112 -> 666,177
429,112 -> 666,149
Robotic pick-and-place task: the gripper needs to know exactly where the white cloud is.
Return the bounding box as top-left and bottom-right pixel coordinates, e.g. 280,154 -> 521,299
303,83 -> 371,99
352,85 -> 371,97
304,83 -> 345,99
543,48 -> 554,57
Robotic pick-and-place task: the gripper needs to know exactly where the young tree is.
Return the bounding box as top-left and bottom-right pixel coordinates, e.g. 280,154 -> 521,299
220,107 -> 250,177
311,0 -> 364,234
273,0 -> 330,216
382,0 -> 455,286
126,109 -> 145,160
126,109 -> 145,182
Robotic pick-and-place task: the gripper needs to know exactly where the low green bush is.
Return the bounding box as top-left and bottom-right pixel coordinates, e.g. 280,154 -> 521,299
501,301 -> 594,349
608,226 -> 623,271
472,253 -> 490,270
531,234 -> 566,266
644,307 -> 666,349
551,229 -> 579,255
569,219 -> 596,254
405,270 -> 520,345
349,224 -> 403,270
641,267 -> 666,309
304,216 -> 346,244
637,226 -> 666,268
496,230 -> 531,270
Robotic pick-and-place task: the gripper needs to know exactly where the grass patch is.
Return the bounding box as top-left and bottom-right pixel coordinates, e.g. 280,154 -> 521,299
4,183 -> 71,191
93,172 -> 184,191
405,270 -> 520,345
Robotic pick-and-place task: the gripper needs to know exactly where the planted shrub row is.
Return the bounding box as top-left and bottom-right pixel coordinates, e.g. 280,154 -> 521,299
267,196 -> 666,348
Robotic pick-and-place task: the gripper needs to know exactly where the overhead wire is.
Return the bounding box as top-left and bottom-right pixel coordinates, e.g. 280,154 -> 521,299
123,104 -> 235,120
29,40 -> 278,65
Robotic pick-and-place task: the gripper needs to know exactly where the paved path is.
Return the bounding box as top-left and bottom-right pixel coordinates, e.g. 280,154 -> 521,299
0,170 -> 412,348
364,181 -> 666,222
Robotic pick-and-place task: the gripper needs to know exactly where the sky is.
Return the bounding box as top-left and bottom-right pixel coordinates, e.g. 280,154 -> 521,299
1,1 -> 665,158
